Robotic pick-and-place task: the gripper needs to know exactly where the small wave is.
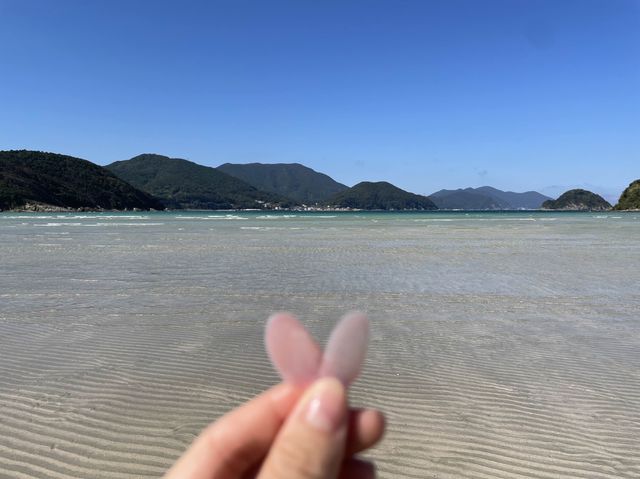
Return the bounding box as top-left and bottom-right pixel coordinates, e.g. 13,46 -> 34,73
413,218 -> 455,222
82,222 -> 165,227
176,215 -> 248,220
63,215 -> 150,220
240,226 -> 288,231
1,215 -> 57,219
34,222 -> 85,227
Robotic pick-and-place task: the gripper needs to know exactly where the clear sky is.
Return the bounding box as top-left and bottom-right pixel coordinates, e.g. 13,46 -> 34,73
1,0 -> 638,201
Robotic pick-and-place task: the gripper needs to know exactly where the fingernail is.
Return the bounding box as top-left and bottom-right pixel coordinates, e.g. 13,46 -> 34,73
301,377 -> 346,432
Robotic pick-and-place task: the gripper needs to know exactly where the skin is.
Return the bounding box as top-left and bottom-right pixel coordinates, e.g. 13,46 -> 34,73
164,379 -> 385,479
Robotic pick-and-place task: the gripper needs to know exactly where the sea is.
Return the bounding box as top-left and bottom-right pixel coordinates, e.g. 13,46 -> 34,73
1,211 -> 639,478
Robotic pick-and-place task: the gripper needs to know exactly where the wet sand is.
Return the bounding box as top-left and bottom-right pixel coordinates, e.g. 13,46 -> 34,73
0,212 -> 639,478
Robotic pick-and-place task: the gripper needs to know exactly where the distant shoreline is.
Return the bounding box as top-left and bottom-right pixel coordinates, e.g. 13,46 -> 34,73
3,204 -> 638,214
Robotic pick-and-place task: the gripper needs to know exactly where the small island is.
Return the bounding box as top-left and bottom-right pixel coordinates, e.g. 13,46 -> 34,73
542,189 -> 611,211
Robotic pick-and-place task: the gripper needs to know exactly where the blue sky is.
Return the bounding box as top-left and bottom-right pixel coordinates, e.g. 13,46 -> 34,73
1,0 -> 638,201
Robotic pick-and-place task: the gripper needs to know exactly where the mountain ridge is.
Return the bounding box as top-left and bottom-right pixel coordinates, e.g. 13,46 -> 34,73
217,162 -> 348,203
326,181 -> 438,210
429,186 -> 551,209
1,149 -> 633,212
0,150 -> 163,211
107,154 -> 294,210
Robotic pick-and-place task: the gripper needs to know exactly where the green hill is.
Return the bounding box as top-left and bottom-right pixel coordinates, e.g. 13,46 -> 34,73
325,181 -> 438,210
217,162 -> 348,203
429,188 -> 509,209
107,154 -> 294,209
429,186 -> 550,209
542,189 -> 611,211
613,180 -> 640,210
0,150 -> 163,211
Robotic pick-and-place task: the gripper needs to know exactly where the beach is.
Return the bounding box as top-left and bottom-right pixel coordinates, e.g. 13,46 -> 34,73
0,211 -> 639,478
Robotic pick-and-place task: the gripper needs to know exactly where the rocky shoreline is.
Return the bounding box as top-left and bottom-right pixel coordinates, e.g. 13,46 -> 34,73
4,202 -> 149,213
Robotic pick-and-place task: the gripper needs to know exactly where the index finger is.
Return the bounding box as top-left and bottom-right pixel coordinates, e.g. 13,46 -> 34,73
164,382 -> 304,479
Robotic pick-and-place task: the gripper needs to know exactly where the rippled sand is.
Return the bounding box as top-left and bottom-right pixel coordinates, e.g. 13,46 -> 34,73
1,212 -> 639,478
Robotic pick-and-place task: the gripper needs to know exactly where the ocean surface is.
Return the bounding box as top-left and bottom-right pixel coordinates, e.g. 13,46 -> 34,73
1,211 -> 639,478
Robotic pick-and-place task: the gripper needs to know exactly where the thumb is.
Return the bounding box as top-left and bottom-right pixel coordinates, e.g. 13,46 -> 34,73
258,377 -> 348,479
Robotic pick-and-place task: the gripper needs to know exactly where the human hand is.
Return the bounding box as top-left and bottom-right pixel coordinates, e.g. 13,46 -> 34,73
164,379 -> 385,479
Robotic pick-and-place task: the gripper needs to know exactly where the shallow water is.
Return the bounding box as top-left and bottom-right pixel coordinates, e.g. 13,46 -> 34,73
1,211 -> 639,478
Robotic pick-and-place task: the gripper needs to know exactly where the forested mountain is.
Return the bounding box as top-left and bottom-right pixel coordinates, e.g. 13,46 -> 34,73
613,180 -> 640,210
429,188 -> 508,209
217,162 -> 348,203
474,186 -> 551,209
542,189 -> 611,211
326,181 -> 438,210
107,154 -> 294,209
0,150 -> 162,211
429,186 -> 550,209
4,150 -> 624,213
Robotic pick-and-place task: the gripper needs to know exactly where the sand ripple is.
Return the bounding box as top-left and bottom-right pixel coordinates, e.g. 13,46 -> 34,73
1,212 -> 639,478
